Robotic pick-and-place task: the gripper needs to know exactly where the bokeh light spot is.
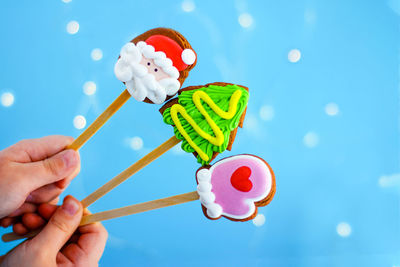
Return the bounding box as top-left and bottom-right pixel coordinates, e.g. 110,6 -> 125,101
325,103 -> 339,116
238,13 -> 254,28
303,132 -> 319,148
336,222 -> 352,237
66,21 -> 79,35
243,113 -> 258,132
378,173 -> 400,188
129,137 -> 144,150
83,81 -> 97,95
259,105 -> 275,121
91,48 -> 103,61
288,49 -> 301,63
73,115 -> 86,129
1,92 -> 14,107
181,0 -> 195,12
252,214 -> 266,227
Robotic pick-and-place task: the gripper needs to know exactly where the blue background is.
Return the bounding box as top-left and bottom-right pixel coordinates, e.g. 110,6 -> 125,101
1,0 -> 399,266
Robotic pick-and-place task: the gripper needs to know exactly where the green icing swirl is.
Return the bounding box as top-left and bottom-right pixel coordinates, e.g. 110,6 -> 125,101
162,84 -> 249,165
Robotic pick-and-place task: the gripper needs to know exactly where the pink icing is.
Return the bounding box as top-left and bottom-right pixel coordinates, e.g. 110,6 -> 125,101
200,155 -> 273,220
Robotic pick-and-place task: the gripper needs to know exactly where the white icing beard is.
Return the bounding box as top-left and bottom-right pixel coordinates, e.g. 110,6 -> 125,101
196,168 -> 223,219
114,42 -> 181,104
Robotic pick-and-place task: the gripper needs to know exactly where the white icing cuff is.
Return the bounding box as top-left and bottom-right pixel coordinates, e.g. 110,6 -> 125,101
196,169 -> 223,219
206,203 -> 223,219
181,49 -> 196,65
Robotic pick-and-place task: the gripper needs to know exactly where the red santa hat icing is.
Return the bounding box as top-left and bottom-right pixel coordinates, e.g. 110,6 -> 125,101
144,35 -> 196,71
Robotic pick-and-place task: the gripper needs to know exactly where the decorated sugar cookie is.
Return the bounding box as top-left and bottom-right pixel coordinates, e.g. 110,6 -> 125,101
2,152 -> 277,242
114,28 -> 197,104
196,154 -> 275,221
65,28 -> 197,152
160,82 -> 249,165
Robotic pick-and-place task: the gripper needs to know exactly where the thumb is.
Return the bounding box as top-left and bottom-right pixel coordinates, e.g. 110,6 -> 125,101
29,196 -> 83,254
20,149 -> 79,189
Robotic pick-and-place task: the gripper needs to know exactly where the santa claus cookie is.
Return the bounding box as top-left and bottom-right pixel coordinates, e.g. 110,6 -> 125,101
196,154 -> 275,221
114,28 -> 197,104
160,82 -> 249,165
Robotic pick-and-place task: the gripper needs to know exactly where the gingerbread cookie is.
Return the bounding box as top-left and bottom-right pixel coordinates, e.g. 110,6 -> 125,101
160,82 -> 249,165
114,28 -> 197,104
196,154 -> 275,221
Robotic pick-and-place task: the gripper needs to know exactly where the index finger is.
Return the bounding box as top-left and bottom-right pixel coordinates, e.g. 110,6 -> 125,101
3,135 -> 74,163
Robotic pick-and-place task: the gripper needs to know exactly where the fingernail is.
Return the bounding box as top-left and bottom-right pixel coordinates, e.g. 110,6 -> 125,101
62,197 -> 79,216
26,194 -> 34,202
63,150 -> 78,169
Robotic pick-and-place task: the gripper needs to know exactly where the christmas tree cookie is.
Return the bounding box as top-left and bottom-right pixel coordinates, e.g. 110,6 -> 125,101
160,82 -> 249,165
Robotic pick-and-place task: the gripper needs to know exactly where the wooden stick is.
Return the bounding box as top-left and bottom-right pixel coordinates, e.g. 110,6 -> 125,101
2,229 -> 40,243
2,136 -> 182,243
68,89 -> 131,151
81,191 -> 199,225
81,135 -> 181,208
2,191 -> 199,243
2,135 -> 181,243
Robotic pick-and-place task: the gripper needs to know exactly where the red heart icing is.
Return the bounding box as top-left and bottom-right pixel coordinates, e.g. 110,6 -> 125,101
230,166 -> 252,192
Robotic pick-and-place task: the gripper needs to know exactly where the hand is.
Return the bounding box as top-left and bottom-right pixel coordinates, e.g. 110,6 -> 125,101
1,196 -> 108,267
0,136 -> 80,222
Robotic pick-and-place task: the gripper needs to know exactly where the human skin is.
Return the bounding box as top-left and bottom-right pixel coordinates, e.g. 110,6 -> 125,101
1,196 -> 108,267
0,135 -> 80,233
0,136 -> 108,266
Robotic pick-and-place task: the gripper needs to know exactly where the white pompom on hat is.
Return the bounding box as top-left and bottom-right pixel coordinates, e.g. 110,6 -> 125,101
145,34 -> 196,72
181,48 -> 196,65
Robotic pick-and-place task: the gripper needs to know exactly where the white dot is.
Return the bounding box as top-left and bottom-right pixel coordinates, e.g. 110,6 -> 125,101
73,115 -> 86,129
91,48 -> 103,61
303,132 -> 319,148
181,0 -> 195,12
288,49 -> 301,63
252,214 -> 266,227
259,105 -> 274,121
1,92 -> 14,107
336,222 -> 351,237
129,137 -> 143,150
238,13 -> 254,28
325,103 -> 339,116
62,0 -> 71,3
66,21 -> 79,35
83,81 -> 97,95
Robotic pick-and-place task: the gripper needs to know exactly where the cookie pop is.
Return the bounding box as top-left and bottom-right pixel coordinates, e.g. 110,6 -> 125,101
196,154 -> 275,221
2,83 -> 249,241
68,28 -> 197,150
81,154 -> 275,224
161,82 -> 249,165
79,82 -> 249,208
2,154 -> 275,242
